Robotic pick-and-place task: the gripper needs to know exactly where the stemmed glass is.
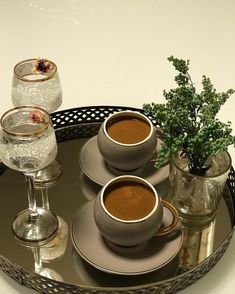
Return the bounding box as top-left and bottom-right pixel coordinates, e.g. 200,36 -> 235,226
0,106 -> 58,245
11,58 -> 63,207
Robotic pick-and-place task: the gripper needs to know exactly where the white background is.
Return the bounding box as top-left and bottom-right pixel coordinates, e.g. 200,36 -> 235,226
0,0 -> 235,293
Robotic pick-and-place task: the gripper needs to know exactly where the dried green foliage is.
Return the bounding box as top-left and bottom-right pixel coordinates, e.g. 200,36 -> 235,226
144,56 -> 235,175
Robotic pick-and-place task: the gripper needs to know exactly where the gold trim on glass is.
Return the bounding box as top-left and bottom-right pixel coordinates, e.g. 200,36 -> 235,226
1,106 -> 51,137
13,58 -> 57,82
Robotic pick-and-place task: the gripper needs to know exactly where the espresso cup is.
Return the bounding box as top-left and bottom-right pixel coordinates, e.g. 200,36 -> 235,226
94,175 -> 178,247
97,111 -> 157,171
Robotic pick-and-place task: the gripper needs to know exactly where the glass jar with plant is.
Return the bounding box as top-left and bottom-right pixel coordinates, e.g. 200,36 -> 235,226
144,56 -> 235,225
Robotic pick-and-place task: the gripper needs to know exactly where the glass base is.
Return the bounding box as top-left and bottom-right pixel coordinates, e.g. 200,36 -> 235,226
34,159 -> 62,188
12,207 -> 59,246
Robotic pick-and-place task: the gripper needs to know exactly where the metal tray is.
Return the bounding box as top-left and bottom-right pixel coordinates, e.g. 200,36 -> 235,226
0,106 -> 234,294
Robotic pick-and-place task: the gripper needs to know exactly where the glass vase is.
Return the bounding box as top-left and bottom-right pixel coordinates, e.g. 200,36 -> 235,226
167,151 -> 231,226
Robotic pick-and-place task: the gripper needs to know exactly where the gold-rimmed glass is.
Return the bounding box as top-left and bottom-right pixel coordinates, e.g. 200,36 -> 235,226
0,106 -> 58,245
11,58 -> 63,209
11,58 -> 62,113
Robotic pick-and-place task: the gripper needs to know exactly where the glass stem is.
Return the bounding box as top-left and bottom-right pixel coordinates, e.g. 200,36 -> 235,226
32,247 -> 42,274
41,187 -> 50,210
25,173 -> 38,220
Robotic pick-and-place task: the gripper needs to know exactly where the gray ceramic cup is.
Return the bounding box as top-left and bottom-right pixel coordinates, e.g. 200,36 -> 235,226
94,175 -> 178,247
97,111 -> 157,172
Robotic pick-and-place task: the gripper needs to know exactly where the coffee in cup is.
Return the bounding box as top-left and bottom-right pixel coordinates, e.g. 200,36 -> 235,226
104,180 -> 155,221
97,111 -> 157,172
94,175 -> 178,247
106,115 -> 151,144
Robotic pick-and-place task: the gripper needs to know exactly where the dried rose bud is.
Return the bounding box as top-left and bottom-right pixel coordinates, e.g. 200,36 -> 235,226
33,58 -> 55,75
37,59 -> 50,73
29,110 -> 45,123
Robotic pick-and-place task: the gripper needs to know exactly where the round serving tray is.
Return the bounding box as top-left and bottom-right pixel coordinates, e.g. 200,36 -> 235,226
0,106 -> 234,294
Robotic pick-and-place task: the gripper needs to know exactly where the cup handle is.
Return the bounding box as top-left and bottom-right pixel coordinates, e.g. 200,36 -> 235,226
155,199 -> 179,236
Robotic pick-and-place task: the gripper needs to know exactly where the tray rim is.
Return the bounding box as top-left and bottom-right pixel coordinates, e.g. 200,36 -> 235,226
0,105 -> 234,294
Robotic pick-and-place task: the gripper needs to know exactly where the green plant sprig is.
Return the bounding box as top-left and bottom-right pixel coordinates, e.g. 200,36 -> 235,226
144,56 -> 235,175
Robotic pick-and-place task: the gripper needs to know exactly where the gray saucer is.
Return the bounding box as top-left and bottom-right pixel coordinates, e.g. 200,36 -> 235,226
79,136 -> 169,186
71,200 -> 183,276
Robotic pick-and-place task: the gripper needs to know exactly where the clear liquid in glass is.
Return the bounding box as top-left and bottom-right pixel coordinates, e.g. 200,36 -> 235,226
0,123 -> 57,173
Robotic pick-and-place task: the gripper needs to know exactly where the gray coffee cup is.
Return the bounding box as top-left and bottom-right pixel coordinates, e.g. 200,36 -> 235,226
97,111 -> 157,172
94,175 -> 178,247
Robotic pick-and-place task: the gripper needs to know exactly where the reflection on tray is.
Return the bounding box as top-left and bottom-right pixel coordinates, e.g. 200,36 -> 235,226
40,216 -> 69,262
31,246 -> 64,281
13,179 -> 69,281
179,219 -> 216,272
13,213 -> 69,281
